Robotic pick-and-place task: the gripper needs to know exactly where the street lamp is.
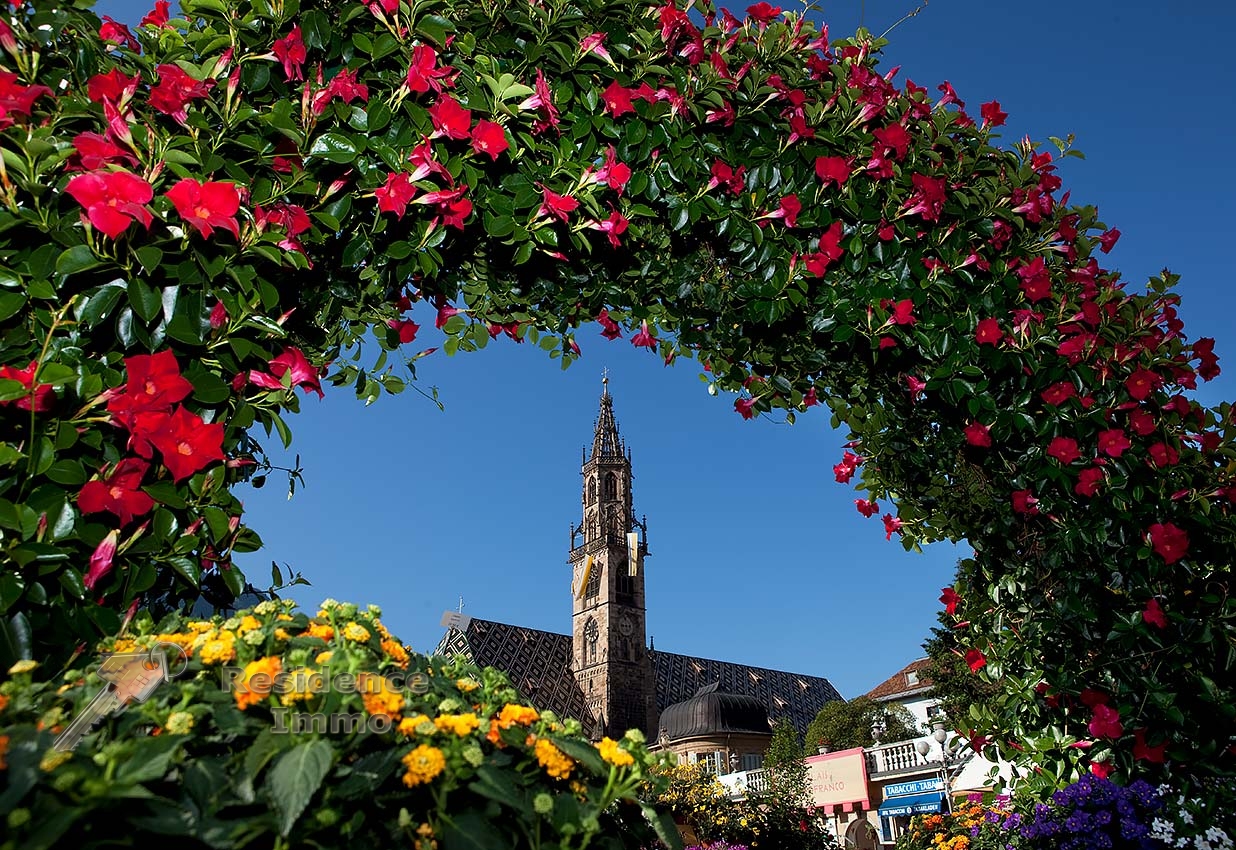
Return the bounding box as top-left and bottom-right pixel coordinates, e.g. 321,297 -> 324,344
915,722 -> 954,814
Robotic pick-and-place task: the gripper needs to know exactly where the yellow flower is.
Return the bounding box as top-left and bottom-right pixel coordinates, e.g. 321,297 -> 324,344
596,737 -> 634,767
433,713 -> 480,737
276,613 -> 293,621
280,668 -> 322,706
110,638 -> 137,653
234,657 -> 282,710
358,674 -> 404,719
535,738 -> 574,779
373,619 -> 392,640
200,635 -> 236,665
315,651 -> 333,665
236,616 -> 262,635
274,628 -> 290,641
39,749 -> 72,772
455,678 -> 480,693
186,621 -> 214,633
382,638 -> 410,668
8,660 -> 37,675
342,622 -> 370,643
166,711 -> 194,734
401,744 -> 446,787
399,714 -> 434,736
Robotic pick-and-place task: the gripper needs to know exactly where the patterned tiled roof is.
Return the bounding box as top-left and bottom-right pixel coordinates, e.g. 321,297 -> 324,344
432,618 -> 842,737
864,657 -> 934,701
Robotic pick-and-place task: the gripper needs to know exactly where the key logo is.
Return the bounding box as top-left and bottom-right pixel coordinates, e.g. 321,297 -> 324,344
53,641 -> 190,753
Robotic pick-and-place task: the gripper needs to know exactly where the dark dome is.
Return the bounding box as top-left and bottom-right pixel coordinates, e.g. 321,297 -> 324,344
657,681 -> 772,742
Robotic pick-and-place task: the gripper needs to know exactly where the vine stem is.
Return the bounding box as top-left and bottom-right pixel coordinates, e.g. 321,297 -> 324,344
877,0 -> 929,40
24,297 -> 77,479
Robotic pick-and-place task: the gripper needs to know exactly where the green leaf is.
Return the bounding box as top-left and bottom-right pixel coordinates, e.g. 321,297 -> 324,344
0,290 -> 25,322
440,809 -> 513,850
416,14 -> 455,46
265,740 -> 334,837
300,9 -> 331,49
128,278 -> 162,323
168,556 -> 201,588
75,281 -> 127,329
55,245 -> 100,276
308,133 -> 361,164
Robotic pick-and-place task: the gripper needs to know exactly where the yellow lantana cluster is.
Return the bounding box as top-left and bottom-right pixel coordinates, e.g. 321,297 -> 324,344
358,674 -> 405,719
399,714 -> 433,736
401,744 -> 446,787
597,736 -> 634,767
534,738 -> 574,779
433,713 -> 480,737
234,656 -> 282,710
342,622 -> 370,643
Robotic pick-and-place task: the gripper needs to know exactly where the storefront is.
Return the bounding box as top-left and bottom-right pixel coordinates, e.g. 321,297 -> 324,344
876,777 -> 945,843
804,748 -> 874,848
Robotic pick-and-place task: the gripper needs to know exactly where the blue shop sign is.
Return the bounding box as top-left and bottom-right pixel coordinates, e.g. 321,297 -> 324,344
883,778 -> 944,798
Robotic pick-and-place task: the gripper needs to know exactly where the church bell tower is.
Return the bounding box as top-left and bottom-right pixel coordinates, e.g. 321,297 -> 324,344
569,376 -> 655,739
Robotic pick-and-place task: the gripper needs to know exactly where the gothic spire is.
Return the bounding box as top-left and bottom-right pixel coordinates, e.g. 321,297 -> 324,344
591,372 -> 623,459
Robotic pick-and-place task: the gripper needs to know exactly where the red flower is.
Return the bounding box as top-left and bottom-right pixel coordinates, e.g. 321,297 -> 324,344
963,422 -> 991,448
882,513 -> 902,540
1098,228 -> 1121,254
587,210 -> 629,248
855,499 -> 879,518
65,170 -> 154,239
1011,490 -> 1039,515
746,1 -> 781,23
833,451 -> 862,483
387,319 -> 420,344
597,309 -> 622,340
940,587 -> 960,615
804,221 -> 845,275
412,185 -> 473,231
149,64 -> 214,124
539,187 -> 579,222
1148,441 -> 1179,468
470,120 -> 508,160
906,375 -> 926,398
405,44 -> 455,94
1142,598 -> 1167,629
210,301 -> 228,330
520,68 -> 560,135
429,95 -> 471,140
1075,467 -> 1104,497
706,160 -> 745,194
165,178 -> 241,240
814,155 -> 850,188
803,387 -> 818,407
1088,703 -> 1123,739
78,458 -> 155,526
1133,728 -> 1167,763
1125,368 -> 1161,401
66,132 -> 138,173
631,321 -> 656,349
735,397 -> 757,420
83,530 -> 120,592
1193,337 -> 1220,381
975,318 -> 1002,345
0,71 -> 51,131
0,360 -> 55,412
965,648 -> 986,672
979,100 -> 1007,127
904,173 -> 946,221
1089,761 -> 1114,780
874,123 -> 910,160
108,351 -> 194,418
99,16 -> 139,51
249,347 -> 323,398
434,302 -> 460,329
375,172 -> 417,218
886,298 -> 915,326
1097,428 -> 1130,458
140,0 -> 171,27
1047,436 -> 1080,464
1040,382 -> 1076,406
272,26 -> 306,81
1148,522 -> 1188,564
1016,256 -> 1052,302
602,80 -> 635,118
148,406 -> 225,482
87,69 -> 140,109
578,32 -> 612,63
312,68 -> 370,116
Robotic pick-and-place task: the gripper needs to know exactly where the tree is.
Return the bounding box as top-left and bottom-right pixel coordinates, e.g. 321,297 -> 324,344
922,599 -> 1001,732
806,697 -> 918,751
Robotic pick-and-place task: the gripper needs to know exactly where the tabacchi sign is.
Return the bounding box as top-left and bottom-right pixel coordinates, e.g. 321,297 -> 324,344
805,748 -> 870,809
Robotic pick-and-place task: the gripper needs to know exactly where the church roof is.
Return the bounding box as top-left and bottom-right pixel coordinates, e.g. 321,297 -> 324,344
591,380 -> 625,459
432,618 -> 842,737
657,682 -> 772,741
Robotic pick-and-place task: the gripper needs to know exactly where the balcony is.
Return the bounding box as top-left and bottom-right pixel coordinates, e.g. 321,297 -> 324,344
567,533 -> 648,562
715,767 -> 769,800
865,738 -> 956,779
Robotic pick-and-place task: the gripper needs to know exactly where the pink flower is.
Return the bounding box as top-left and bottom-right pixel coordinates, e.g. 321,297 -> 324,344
631,321 -> 656,349
904,173 -> 947,221
602,80 -> 635,118
1142,598 -> 1167,629
587,210 -> 630,248
249,347 -> 324,398
597,309 -> 622,340
906,375 -> 926,398
735,397 -> 757,419
210,301 -> 228,330
272,26 -> 307,81
405,45 -> 455,94
388,319 -> 420,344
855,499 -> 879,518
882,513 -> 902,540
963,422 -> 991,447
578,32 -> 612,63
65,170 -> 154,239
83,530 -> 120,591
165,179 -> 241,240
746,2 -> 782,23
833,451 -> 863,483
887,298 -> 915,326
1088,704 -> 1123,739
706,160 -> 746,194
99,17 -> 139,51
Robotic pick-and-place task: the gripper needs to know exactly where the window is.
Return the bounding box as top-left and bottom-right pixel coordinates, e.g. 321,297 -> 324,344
906,670 -> 919,686
741,753 -> 763,771
926,704 -> 943,720
695,751 -> 725,774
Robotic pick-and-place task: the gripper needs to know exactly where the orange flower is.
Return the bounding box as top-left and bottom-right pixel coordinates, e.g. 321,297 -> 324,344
358,673 -> 405,719
234,656 -> 282,710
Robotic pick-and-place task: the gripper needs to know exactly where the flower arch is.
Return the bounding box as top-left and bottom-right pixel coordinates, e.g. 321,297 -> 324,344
0,0 -> 1232,797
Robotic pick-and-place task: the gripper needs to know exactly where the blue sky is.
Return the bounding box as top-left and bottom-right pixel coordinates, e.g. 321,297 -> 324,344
95,0 -> 1236,699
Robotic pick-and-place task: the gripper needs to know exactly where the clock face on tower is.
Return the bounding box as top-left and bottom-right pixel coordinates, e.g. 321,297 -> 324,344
618,614 -> 634,636
584,618 -> 599,644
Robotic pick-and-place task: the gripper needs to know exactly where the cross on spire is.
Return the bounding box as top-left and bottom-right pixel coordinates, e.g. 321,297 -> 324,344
601,367 -> 609,395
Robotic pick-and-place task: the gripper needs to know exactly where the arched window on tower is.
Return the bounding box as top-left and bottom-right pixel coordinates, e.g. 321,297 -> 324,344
603,471 -> 618,500
587,477 -> 597,505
